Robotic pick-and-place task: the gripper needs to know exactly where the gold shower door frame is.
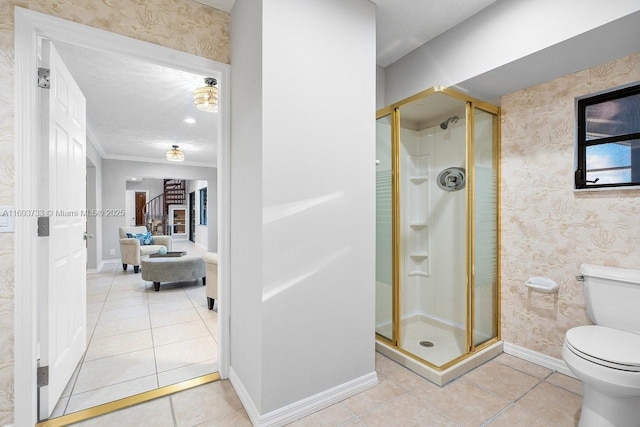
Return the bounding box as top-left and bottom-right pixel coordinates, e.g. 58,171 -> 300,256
375,86 -> 501,371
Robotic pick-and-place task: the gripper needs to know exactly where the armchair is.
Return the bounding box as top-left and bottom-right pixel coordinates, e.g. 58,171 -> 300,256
203,252 -> 218,310
119,226 -> 172,273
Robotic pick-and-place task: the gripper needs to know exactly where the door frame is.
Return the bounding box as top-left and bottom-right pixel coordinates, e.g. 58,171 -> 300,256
134,191 -> 148,226
14,8 -> 231,425
189,191 -> 196,242
125,190 -> 149,227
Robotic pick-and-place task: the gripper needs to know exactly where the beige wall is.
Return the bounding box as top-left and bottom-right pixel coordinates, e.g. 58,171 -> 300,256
0,1 -> 228,422
500,52 -> 640,359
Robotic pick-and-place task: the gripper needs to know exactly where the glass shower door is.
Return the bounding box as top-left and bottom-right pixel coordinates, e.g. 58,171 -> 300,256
472,108 -> 499,347
375,114 -> 393,341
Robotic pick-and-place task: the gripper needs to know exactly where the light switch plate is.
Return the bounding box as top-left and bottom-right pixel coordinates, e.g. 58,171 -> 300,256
0,206 -> 15,233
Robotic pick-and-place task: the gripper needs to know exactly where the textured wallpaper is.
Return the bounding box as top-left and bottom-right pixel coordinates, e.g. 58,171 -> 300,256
500,53 -> 640,359
0,1 -> 229,423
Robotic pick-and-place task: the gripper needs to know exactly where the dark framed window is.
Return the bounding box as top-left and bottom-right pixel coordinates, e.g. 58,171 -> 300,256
575,83 -> 640,189
200,187 -> 207,225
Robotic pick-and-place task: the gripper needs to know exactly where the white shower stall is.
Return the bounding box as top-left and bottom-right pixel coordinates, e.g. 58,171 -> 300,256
375,87 -> 499,383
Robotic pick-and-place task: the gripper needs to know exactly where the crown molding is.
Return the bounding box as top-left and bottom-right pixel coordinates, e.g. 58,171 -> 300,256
101,153 -> 216,169
86,122 -> 107,158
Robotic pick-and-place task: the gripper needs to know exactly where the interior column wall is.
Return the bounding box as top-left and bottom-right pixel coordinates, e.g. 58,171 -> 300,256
229,0 -> 265,412
231,0 -> 376,417
261,0 -> 376,413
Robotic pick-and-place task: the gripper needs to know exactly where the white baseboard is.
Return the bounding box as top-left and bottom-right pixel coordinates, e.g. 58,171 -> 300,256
229,367 -> 260,424
87,259 -> 115,274
503,342 -> 575,378
229,367 -> 378,427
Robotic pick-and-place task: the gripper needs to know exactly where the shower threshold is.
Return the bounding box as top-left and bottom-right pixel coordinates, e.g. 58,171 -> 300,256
375,340 -> 503,386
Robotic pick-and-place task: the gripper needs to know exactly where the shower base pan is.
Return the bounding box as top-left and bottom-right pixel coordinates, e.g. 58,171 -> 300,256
375,340 -> 503,386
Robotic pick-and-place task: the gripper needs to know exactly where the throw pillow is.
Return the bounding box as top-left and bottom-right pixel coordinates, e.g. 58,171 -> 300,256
141,231 -> 153,245
126,232 -> 153,245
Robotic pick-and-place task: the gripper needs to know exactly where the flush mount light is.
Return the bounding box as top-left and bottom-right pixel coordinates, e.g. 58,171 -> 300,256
183,117 -> 196,124
194,77 -> 218,113
166,145 -> 185,162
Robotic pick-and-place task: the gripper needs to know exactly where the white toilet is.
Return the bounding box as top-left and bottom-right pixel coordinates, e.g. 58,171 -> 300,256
563,263 -> 640,427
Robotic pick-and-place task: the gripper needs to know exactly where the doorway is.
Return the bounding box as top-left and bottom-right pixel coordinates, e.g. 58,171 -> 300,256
14,8 -> 231,426
135,192 -> 146,226
189,191 -> 196,243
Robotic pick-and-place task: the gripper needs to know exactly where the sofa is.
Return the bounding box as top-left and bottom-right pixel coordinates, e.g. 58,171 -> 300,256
119,226 -> 172,273
203,252 -> 218,310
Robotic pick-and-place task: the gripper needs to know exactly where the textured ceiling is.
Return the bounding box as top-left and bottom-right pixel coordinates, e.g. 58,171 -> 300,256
195,0 -> 496,67
55,42 -> 219,167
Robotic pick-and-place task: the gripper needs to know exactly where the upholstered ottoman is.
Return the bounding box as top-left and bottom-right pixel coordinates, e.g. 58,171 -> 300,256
141,255 -> 206,291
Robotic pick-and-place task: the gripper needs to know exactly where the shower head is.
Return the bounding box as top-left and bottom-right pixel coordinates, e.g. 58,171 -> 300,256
440,116 -> 459,130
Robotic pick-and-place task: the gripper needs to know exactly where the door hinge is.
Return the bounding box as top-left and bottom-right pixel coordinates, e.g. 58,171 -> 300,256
37,216 -> 50,236
37,365 -> 49,387
38,68 -> 50,89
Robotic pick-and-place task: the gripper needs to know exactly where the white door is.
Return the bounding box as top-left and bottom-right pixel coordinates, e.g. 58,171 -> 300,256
38,42 -> 87,420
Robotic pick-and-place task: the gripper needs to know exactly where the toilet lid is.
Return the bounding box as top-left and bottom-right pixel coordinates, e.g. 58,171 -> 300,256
566,325 -> 640,371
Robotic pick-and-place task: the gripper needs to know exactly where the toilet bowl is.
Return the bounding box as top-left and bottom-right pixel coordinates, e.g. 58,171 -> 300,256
563,264 -> 640,427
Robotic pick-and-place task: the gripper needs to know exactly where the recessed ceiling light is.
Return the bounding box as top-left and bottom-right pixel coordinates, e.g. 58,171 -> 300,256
131,177 -> 137,180
183,117 -> 196,124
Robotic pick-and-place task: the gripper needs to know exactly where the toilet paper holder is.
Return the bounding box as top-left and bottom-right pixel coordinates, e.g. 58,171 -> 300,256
525,277 -> 559,293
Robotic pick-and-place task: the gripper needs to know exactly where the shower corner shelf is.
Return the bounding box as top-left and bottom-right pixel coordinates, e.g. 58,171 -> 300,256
409,175 -> 429,184
408,270 -> 429,277
409,253 -> 428,259
409,222 -> 428,229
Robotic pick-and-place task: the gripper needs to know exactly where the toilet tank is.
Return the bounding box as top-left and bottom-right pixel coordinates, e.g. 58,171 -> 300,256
580,263 -> 640,334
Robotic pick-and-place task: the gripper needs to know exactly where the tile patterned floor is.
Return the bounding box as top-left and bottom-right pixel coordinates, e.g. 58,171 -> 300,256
70,351 -> 584,426
53,241 -> 218,417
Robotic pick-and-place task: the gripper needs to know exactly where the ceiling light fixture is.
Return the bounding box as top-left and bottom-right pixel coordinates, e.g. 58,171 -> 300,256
194,77 -> 218,113
166,145 -> 185,162
183,117 -> 196,124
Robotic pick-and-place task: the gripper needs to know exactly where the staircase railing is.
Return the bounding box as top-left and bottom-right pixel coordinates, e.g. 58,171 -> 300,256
143,194 -> 167,235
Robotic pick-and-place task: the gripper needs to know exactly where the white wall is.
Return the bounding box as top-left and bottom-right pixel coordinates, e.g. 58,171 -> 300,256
229,0 -> 264,411
231,0 -> 376,417
376,65 -> 386,110
187,179 -> 209,249
383,0 -> 640,105
101,160 -> 217,260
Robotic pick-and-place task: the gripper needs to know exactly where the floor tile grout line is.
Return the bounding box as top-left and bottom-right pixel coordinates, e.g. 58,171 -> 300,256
169,394 -> 178,427
146,280 -> 162,390
543,378 -> 583,397
65,373 -> 160,413
492,355 -> 554,380
480,402 -> 517,427
81,342 -> 156,364
461,369 -> 544,404
189,279 -> 218,340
